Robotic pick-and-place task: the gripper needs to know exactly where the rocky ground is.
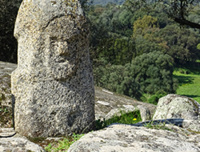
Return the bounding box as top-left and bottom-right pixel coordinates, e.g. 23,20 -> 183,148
0,61 -> 16,128
0,61 -> 200,152
68,124 -> 200,152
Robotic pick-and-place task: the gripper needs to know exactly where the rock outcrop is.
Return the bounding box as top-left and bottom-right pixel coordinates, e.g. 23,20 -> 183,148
68,124 -> 200,152
153,94 -> 200,132
0,128 -> 44,152
153,94 -> 200,120
95,87 -> 155,121
12,0 -> 94,137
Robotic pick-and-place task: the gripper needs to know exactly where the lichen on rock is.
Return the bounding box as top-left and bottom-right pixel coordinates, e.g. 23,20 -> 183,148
11,0 -> 94,137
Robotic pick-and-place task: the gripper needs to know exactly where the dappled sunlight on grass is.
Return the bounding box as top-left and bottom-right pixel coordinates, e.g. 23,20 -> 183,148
174,70 -> 200,104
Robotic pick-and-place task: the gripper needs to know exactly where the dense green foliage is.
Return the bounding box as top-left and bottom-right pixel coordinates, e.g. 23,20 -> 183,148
94,51 -> 177,99
88,0 -> 125,5
86,0 -> 200,102
0,0 -> 22,63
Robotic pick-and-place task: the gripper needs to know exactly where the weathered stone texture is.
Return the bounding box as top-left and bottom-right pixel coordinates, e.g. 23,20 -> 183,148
95,87 -> 156,121
0,128 -> 44,152
153,94 -> 200,120
11,0 -> 94,137
68,124 -> 200,152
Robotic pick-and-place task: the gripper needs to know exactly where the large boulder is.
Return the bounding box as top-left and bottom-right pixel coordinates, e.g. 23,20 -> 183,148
153,94 -> 200,120
68,124 -> 200,152
11,0 -> 94,137
153,94 -> 200,132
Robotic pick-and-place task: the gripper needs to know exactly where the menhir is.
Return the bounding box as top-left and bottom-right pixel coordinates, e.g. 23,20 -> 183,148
11,0 -> 95,137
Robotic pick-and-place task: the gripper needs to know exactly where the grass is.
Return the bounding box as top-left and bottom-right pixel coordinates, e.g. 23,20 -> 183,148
42,67 -> 200,150
95,110 -> 142,130
144,121 -> 172,131
173,68 -> 200,104
44,110 -> 142,151
0,106 -> 12,128
45,133 -> 84,152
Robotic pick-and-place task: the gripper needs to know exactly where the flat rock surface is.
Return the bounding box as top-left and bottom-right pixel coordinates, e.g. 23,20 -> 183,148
68,124 -> 200,152
0,128 -> 44,152
95,87 -> 156,120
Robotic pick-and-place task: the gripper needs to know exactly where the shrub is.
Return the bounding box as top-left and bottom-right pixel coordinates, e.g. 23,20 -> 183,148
147,90 -> 167,105
95,110 -> 142,130
130,51 -> 178,94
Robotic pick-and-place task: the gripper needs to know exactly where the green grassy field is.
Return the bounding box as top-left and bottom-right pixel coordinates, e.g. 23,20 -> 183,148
174,69 -> 200,104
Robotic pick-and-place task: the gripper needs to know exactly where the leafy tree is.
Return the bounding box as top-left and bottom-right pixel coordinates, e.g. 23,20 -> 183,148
156,24 -> 200,64
158,0 -> 200,29
132,15 -> 168,56
129,51 -> 177,94
93,51 -> 178,99
133,15 -> 158,34
97,38 -> 135,65
197,43 -> 200,50
93,61 -> 142,99
130,0 -> 200,29
134,36 -> 166,56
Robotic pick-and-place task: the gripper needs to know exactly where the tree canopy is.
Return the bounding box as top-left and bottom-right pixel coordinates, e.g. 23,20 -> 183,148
126,0 -> 200,29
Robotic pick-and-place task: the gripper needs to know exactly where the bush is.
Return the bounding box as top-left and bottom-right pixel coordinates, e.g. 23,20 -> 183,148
93,60 -> 142,99
147,90 -> 167,105
93,51 -> 177,100
130,51 -> 178,94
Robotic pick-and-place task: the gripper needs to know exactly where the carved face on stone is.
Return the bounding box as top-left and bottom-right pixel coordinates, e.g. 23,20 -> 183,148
44,16 -> 86,80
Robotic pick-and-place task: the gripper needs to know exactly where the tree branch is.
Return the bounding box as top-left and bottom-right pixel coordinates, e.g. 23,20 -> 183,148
173,17 -> 200,29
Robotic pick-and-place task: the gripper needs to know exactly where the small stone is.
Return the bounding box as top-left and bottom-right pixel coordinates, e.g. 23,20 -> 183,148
137,105 -> 151,121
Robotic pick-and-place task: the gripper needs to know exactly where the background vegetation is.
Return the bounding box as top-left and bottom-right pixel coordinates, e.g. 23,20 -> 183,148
0,0 -> 200,104
86,0 -> 200,103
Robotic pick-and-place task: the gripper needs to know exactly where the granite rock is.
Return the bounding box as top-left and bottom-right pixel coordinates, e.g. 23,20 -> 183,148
95,87 -> 156,121
12,0 -> 94,137
0,61 -> 156,129
153,94 -> 200,120
68,124 -> 200,152
0,128 -> 44,152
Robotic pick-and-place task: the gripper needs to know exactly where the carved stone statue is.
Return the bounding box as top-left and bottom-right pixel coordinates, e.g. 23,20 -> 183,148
11,0 -> 95,137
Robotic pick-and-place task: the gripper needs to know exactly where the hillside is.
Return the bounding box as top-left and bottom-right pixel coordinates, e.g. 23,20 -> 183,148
88,0 -> 125,5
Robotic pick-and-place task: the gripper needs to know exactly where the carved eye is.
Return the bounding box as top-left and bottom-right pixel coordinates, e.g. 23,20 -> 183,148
57,41 -> 70,56
50,38 -> 70,56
